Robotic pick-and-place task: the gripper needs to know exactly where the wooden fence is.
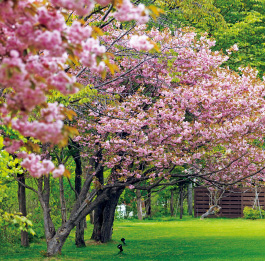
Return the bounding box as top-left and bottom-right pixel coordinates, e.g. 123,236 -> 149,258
194,187 -> 265,218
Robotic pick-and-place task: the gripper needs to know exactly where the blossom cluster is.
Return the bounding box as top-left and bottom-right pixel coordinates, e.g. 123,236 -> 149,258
129,35 -> 154,51
19,152 -> 65,178
113,0 -> 149,24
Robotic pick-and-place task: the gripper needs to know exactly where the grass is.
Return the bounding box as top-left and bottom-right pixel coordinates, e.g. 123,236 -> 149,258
2,216 -> 265,260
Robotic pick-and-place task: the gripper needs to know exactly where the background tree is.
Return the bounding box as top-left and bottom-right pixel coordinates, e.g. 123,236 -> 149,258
213,0 -> 265,78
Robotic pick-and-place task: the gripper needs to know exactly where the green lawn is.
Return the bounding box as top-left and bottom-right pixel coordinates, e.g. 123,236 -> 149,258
2,217 -> 265,260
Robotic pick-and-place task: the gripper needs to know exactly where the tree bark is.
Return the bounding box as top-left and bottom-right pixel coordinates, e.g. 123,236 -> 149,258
45,185 -> 110,256
38,152 -> 105,256
17,173 -> 29,247
90,194 -> 104,242
90,211 -> 94,224
170,189 -> 174,217
90,152 -> 135,244
179,184 -> 184,219
145,189 -> 152,218
69,141 -> 86,247
91,187 -> 124,243
100,187 -> 124,243
90,156 -> 104,242
188,182 -> 193,216
59,177 -> 67,225
38,176 -> 56,246
136,190 -> 143,220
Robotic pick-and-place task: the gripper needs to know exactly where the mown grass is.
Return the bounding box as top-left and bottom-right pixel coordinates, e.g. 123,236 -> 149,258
2,216 -> 265,260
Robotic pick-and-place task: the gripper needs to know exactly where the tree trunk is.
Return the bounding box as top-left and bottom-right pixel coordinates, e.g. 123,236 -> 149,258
179,184 -> 184,219
170,189 -> 174,217
44,183 -> 110,256
145,189 -> 152,218
69,141 -> 86,247
90,211 -> 94,224
200,205 -> 221,219
136,190 -> 143,220
188,182 -> 193,216
17,173 -> 29,247
100,188 -> 123,243
74,156 -> 85,247
38,152 -> 109,256
90,193 -> 104,242
38,176 -> 56,246
75,218 -> 86,247
46,221 -> 75,256
90,151 -> 104,242
164,198 -> 168,215
91,187 -> 124,243
59,177 -> 67,225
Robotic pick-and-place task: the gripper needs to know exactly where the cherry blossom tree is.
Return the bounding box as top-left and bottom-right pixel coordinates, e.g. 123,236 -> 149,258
71,25 -> 265,240
0,0 -> 157,255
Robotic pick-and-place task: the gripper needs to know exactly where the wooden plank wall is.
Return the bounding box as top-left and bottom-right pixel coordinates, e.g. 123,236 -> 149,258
194,187 -> 265,218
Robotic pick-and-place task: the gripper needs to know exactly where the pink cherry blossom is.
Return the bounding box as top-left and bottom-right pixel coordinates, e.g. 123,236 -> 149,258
52,164 -> 65,178
114,0 -> 149,24
129,35 -> 154,51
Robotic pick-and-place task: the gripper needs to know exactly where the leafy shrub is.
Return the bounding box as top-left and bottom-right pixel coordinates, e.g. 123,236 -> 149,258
243,206 -> 265,219
0,210 -> 35,244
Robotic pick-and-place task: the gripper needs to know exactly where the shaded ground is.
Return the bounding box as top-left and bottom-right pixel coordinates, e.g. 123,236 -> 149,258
1,216 -> 265,260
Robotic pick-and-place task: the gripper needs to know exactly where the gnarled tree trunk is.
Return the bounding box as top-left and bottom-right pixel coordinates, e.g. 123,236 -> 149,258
36,152 -> 109,256
91,187 -> 124,243
43,179 -> 110,256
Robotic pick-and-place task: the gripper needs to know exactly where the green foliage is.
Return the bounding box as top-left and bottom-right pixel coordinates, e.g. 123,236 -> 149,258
212,0 -> 265,77
243,206 -> 265,219
0,211 -> 35,234
116,188 -> 137,219
47,90 -> 71,106
0,136 -> 36,244
0,211 -> 35,245
69,84 -> 98,104
151,0 -> 226,32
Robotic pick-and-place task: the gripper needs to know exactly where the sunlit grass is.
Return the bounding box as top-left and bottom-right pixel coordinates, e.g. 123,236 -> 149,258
2,216 -> 265,260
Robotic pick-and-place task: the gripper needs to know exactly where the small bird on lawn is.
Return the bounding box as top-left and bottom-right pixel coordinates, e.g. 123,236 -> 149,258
121,238 -> 126,245
117,244 -> 123,253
